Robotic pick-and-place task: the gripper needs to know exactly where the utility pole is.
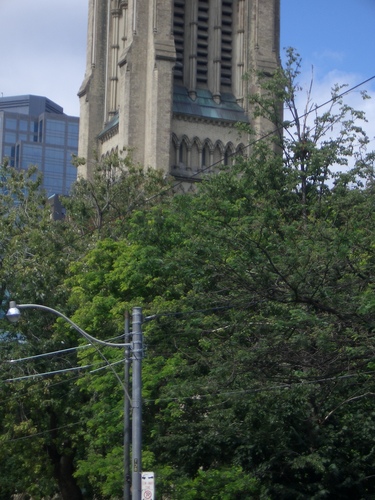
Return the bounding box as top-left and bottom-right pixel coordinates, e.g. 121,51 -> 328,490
5,302 -> 137,499
132,307 -> 143,500
124,311 -> 131,500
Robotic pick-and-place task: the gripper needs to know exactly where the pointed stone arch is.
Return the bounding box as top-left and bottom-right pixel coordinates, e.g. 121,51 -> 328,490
179,134 -> 191,169
201,138 -> 213,169
170,133 -> 179,167
224,141 -> 235,166
236,142 -> 246,157
213,140 -> 224,170
191,136 -> 202,171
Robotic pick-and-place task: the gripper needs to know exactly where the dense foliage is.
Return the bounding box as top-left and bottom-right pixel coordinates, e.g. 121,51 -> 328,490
1,50 -> 375,498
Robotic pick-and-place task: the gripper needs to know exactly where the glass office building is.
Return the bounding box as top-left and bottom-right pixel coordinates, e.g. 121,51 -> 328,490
0,95 -> 79,196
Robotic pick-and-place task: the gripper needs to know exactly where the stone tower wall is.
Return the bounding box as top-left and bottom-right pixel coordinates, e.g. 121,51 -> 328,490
78,0 -> 280,179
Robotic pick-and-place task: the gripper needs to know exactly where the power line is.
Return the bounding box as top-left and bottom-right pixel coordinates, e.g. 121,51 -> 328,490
4,363 -> 94,383
5,75 -> 374,262
6,343 -> 91,364
3,357 -> 127,384
149,74 -> 375,196
0,355 -> 127,407
2,368 -> 374,445
143,369 -> 375,404
2,76 -> 373,402
1,422 -> 82,444
4,329 -> 128,365
2,303 -> 234,369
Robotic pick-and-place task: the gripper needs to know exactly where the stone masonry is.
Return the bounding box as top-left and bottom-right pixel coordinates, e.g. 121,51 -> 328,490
78,0 -> 280,182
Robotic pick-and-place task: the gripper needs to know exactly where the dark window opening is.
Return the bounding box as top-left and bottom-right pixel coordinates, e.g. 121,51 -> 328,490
221,1 -> 233,87
173,0 -> 185,83
197,0 -> 209,86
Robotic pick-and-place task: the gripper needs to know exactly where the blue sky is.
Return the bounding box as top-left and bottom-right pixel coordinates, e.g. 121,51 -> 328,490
281,0 -> 375,145
281,0 -> 375,85
0,0 -> 374,134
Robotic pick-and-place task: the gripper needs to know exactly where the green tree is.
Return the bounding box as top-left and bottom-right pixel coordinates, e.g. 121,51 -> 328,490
3,49 -> 374,499
0,162 -> 88,498
0,154 -> 172,498
149,52 -> 375,496
64,50 -> 375,498
65,151 -> 171,239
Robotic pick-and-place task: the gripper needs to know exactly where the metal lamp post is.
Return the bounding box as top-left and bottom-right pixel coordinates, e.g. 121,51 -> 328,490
6,301 -> 143,500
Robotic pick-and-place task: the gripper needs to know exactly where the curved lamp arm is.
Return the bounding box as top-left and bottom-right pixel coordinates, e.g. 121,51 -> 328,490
6,300 -> 143,500
6,301 -> 131,348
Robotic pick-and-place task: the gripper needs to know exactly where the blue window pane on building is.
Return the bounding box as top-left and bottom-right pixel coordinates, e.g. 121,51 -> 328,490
5,118 -> 17,130
45,147 -> 64,175
30,121 -> 39,142
39,120 -> 43,142
66,163 -> 77,175
44,176 -> 64,193
45,119 -> 65,146
66,162 -> 77,189
19,120 -> 28,132
3,145 -> 13,157
5,131 -> 16,143
0,96 -> 79,196
22,144 -> 43,169
45,147 -> 64,160
67,121 -> 79,148
3,145 -> 15,166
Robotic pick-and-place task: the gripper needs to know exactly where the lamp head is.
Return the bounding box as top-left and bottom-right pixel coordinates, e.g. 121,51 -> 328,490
6,301 -> 21,323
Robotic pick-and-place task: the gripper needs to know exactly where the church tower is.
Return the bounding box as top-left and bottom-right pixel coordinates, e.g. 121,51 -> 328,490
78,0 -> 280,181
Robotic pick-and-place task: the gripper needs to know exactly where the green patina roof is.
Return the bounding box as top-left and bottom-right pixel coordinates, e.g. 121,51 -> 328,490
98,113 -> 119,139
98,86 -> 249,139
173,85 -> 249,123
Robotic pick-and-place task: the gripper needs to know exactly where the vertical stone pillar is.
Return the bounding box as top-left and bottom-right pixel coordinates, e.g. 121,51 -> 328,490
187,0 -> 198,99
210,0 -> 222,103
109,4 -> 121,116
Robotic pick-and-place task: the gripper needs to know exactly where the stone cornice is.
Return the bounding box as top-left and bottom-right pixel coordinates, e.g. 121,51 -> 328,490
98,123 -> 119,144
173,113 -> 239,128
78,75 -> 91,98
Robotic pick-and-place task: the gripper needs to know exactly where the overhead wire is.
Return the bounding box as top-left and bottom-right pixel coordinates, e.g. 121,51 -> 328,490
4,328 -> 130,365
144,74 -> 375,198
1,75 -> 374,410
1,304 -> 235,380
2,367 -> 374,445
5,343 -> 91,364
4,363 -> 94,383
3,357 -> 128,384
2,75 -> 373,264
0,355 -> 128,407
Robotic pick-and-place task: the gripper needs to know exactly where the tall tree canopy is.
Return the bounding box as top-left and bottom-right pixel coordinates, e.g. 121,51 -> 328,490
0,156 -> 170,499
1,50 -> 375,498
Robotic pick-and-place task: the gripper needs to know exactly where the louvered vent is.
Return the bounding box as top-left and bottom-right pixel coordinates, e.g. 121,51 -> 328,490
221,0 -> 233,87
173,0 -> 185,83
197,0 -> 209,85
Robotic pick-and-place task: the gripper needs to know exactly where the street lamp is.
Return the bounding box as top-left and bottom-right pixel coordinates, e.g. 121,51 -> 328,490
6,301 -> 143,500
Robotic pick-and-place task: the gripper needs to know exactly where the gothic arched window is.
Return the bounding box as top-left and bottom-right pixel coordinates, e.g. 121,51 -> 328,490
201,142 -> 210,168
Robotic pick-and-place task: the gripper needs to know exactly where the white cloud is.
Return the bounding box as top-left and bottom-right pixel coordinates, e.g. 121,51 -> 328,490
311,49 -> 345,65
0,0 -> 88,116
282,66 -> 375,180
287,66 -> 375,143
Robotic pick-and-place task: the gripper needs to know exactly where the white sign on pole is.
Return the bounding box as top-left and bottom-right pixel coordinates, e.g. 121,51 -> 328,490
142,471 -> 155,500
